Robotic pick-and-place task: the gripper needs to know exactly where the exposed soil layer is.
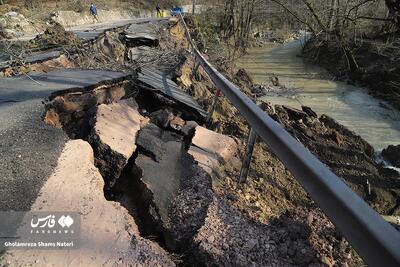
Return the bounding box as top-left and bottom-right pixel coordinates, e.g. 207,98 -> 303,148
260,103 -> 400,215
43,80 -> 131,138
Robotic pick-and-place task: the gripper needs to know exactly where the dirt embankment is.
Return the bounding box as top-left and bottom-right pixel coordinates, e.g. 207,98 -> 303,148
169,17 -> 400,266
302,35 -> 400,110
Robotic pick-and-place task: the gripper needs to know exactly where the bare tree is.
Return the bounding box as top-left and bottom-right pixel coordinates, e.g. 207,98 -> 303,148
385,0 -> 400,26
218,0 -> 259,58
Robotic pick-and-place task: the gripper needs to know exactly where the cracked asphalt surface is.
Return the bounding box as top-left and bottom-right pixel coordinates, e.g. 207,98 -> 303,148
0,18 -> 163,211
0,99 -> 68,211
0,69 -> 130,211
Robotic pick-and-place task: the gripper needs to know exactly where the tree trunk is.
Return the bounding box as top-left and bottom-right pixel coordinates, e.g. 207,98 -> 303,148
328,0 -> 338,31
385,0 -> 400,27
302,0 -> 326,32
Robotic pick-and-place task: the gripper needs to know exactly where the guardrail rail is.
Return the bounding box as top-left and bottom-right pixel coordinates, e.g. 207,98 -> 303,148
178,14 -> 400,267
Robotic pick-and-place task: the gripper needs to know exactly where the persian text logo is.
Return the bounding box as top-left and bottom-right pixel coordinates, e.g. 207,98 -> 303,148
31,215 -> 56,228
30,215 -> 74,229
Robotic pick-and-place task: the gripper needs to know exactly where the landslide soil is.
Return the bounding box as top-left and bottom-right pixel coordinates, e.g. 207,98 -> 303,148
31,22 -> 80,47
168,17 -> 400,266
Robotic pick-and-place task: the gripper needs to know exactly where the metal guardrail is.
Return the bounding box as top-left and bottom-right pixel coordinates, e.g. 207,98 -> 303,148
178,14 -> 400,267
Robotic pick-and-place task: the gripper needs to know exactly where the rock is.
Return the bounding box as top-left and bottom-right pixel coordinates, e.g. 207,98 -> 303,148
93,31 -> 126,63
234,68 -> 254,90
1,28 -> 21,38
170,116 -> 185,131
259,101 -> 275,115
6,12 -> 19,18
148,108 -> 185,131
88,98 -> 148,187
382,144 -> 400,168
189,126 -> 237,174
270,75 -> 280,86
127,46 -> 150,61
251,85 -> 268,97
283,105 -> 308,120
149,108 -> 175,128
302,106 -> 318,118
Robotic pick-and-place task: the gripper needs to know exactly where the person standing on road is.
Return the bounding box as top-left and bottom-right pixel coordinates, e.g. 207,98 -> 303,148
90,3 -> 99,23
156,3 -> 162,17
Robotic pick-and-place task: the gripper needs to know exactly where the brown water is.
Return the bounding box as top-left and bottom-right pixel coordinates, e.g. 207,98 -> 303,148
238,40 -> 400,151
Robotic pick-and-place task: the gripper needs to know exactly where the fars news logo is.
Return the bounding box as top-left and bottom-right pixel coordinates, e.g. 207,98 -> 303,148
30,214 -> 75,234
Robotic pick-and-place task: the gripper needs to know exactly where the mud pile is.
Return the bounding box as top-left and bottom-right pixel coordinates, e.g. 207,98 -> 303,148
31,23 -> 80,48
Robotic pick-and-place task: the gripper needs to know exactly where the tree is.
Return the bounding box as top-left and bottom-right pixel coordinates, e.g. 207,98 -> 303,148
385,0 -> 400,27
218,0 -> 259,58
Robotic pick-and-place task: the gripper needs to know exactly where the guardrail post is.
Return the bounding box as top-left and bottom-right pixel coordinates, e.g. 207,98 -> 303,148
238,127 -> 257,183
192,61 -> 200,81
206,89 -> 221,124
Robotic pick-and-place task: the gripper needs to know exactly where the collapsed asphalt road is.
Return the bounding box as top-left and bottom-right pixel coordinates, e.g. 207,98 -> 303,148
0,14 -> 175,212
0,69 -> 130,211
0,17 -> 168,70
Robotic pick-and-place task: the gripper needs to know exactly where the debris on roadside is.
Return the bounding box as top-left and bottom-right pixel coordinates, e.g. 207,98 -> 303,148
30,23 -> 80,48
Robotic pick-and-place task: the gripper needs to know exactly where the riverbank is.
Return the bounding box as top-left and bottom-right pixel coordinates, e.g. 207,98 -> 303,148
302,34 -> 400,111
237,41 -> 400,153
182,16 -> 400,216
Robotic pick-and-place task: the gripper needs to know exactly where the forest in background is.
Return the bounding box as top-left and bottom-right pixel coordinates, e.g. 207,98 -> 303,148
194,0 -> 400,63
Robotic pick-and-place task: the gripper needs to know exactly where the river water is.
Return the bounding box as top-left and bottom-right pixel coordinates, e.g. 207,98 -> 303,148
238,40 -> 400,151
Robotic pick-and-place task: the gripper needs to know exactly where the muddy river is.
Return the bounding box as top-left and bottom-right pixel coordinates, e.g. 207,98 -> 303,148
238,40 -> 400,151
